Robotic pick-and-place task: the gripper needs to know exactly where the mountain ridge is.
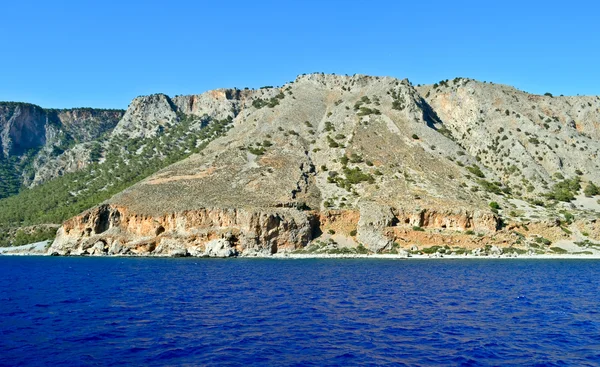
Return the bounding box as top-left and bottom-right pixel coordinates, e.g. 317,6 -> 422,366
1,73 -> 599,256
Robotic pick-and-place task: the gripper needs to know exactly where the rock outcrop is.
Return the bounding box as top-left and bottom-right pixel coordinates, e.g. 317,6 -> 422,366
48,202 -> 501,256
0,103 -> 47,157
49,204 -> 315,257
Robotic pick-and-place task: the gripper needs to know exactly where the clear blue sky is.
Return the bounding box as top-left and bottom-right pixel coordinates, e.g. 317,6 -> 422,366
1,0 -> 598,109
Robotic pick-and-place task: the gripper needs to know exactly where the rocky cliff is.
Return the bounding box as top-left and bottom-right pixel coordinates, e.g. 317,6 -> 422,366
0,102 -> 124,193
0,103 -> 47,157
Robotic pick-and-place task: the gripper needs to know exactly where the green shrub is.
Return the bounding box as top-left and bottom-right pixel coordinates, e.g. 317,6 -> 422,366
355,244 -> 369,254
467,165 -> 485,178
546,177 -> 581,202
584,182 -> 599,197
247,146 -> 266,155
560,226 -> 572,234
349,153 -> 363,163
535,237 -> 552,246
421,245 -> 444,254
327,136 -> 340,148
411,134 -> 419,140
477,180 -> 503,194
343,167 -> 374,185
357,107 -> 381,116
412,226 -> 425,232
561,211 -> 574,224
252,96 -> 281,109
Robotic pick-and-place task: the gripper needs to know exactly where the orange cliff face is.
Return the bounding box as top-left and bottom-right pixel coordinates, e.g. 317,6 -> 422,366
50,204 -> 316,257
48,204 -> 500,257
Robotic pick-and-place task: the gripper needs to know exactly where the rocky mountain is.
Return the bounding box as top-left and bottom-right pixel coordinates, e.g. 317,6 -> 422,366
0,102 -> 124,197
0,90 -> 245,247
40,73 -> 600,257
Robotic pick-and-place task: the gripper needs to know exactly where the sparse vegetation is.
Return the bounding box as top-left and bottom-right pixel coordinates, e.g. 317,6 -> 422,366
584,182 -> 599,197
252,92 -> 284,109
546,177 -> 581,202
467,165 -> 485,178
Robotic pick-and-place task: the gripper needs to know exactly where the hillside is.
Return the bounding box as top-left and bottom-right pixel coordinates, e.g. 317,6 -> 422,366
36,73 -> 600,257
0,91 -> 238,246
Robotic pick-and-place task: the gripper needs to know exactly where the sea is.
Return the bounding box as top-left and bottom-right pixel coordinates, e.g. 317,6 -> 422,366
1,257 -> 599,366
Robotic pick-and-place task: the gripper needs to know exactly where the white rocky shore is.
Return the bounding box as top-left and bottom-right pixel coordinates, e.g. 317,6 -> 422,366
0,241 -> 50,256
271,253 -> 600,260
2,240 -> 600,260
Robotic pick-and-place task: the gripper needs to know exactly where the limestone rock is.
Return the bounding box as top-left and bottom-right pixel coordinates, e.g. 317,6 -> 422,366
357,202 -> 395,252
203,239 -> 235,258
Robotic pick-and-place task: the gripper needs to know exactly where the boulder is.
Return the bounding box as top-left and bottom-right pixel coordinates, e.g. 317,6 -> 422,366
204,239 -> 236,257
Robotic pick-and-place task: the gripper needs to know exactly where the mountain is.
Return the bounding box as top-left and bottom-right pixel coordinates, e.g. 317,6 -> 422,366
0,90 -> 242,247
27,73 -> 598,257
0,102 -> 124,198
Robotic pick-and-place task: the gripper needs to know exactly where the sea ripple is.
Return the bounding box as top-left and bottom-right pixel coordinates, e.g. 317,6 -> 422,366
1,257 -> 599,366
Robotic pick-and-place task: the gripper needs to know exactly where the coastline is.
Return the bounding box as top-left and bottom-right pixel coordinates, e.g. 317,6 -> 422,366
2,248 -> 600,260
2,239 -> 600,260
272,253 -> 600,260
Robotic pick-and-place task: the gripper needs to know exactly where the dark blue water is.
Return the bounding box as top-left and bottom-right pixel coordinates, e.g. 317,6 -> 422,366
1,258 -> 600,366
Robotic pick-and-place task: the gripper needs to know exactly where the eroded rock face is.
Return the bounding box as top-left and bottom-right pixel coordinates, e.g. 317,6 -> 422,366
172,89 -> 250,121
0,103 -> 47,157
0,102 -> 124,188
203,239 -> 235,258
356,203 -> 499,251
357,203 -> 396,252
48,204 -> 316,257
48,203 -> 501,256
392,208 -> 499,232
111,94 -> 178,139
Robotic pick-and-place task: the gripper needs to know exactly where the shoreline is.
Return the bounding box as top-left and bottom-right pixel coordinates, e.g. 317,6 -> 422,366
272,253 -> 600,260
2,240 -> 600,260
2,251 -> 600,260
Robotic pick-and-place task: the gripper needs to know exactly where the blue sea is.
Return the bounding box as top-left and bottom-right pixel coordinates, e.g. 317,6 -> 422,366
1,257 -> 599,366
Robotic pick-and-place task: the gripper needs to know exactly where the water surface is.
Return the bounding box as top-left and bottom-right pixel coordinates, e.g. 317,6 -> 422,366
1,257 -> 599,366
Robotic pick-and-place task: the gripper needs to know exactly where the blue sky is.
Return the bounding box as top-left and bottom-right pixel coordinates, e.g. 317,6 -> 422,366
1,0 -> 598,109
